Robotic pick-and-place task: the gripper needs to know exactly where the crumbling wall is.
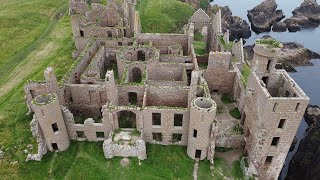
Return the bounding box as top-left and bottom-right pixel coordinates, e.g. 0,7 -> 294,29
137,34 -> 189,55
243,72 -> 309,179
26,115 -> 47,161
204,52 -> 236,94
147,63 -> 184,81
146,86 -> 189,108
103,137 -> 147,160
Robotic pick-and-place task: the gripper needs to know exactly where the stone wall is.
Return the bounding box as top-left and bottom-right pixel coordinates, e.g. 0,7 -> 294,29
146,86 -> 189,108
137,34 -> 189,55
243,72 -> 309,179
204,52 -> 236,94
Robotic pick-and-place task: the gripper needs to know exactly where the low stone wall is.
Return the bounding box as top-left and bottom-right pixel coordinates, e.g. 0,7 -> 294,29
103,138 -> 147,160
216,134 -> 245,148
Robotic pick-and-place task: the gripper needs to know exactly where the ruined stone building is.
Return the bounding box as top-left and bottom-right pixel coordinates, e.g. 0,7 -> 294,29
24,0 -> 309,179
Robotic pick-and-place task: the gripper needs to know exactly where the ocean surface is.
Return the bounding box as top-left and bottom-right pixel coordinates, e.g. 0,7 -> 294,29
211,0 -> 320,179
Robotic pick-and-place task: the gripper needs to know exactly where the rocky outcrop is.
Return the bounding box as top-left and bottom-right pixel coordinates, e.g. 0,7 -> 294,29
284,1 -> 320,32
286,105 -> 320,180
272,22 -> 287,32
277,42 -> 320,67
218,6 -> 251,41
244,36 -> 320,72
247,0 -> 285,33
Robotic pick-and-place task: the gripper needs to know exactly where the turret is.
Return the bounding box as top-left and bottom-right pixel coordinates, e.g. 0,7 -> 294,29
187,97 -> 216,160
32,93 -> 70,151
252,38 -> 282,77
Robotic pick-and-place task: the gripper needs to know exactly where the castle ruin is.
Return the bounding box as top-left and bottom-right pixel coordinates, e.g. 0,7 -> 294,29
24,0 -> 309,179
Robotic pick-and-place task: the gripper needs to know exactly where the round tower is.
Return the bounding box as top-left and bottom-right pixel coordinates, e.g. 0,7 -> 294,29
32,93 -> 70,151
252,39 -> 282,77
187,97 -> 216,160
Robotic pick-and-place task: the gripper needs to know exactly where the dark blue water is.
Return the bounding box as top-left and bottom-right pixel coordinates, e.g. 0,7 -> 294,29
212,0 -> 320,179
213,0 -> 320,53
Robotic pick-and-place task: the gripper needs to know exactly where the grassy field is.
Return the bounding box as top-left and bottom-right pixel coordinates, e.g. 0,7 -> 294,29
137,0 -> 195,33
0,0 -> 244,179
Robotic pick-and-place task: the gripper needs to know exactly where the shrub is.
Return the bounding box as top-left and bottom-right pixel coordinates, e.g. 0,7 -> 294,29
229,108 -> 241,119
221,93 -> 235,104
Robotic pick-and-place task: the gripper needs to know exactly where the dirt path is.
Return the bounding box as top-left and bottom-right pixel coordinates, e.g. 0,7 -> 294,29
0,3 -> 67,98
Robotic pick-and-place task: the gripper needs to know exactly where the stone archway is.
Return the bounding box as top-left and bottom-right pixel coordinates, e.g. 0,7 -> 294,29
118,110 -> 137,128
131,67 -> 142,83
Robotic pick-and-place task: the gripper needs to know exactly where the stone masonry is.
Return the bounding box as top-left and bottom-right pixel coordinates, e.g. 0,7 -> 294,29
24,0 -> 309,179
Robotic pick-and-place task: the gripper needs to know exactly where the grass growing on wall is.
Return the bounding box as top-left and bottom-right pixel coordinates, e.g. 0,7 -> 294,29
241,63 -> 251,87
137,0 -> 195,33
194,41 -> 207,55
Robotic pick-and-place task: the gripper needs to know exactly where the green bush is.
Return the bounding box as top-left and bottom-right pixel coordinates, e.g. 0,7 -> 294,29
233,124 -> 244,134
137,0 -> 195,33
199,0 -> 209,9
229,108 -> 241,119
221,93 -> 235,104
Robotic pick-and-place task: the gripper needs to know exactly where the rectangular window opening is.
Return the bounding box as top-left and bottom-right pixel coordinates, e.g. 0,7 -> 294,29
52,143 -> 58,151
152,133 -> 162,142
267,60 -> 272,71
278,119 -> 286,128
295,103 -> 300,112
193,129 -> 198,138
96,132 -> 105,138
172,134 -> 182,143
271,137 -> 280,146
52,123 -> 59,132
76,131 -> 85,138
152,113 -> 161,126
265,156 -> 273,165
195,150 -> 201,159
174,114 -> 183,127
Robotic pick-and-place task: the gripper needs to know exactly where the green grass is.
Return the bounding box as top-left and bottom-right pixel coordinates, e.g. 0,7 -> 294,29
0,1 -> 75,178
233,124 -> 244,135
241,63 -> 251,87
221,93 -> 235,104
0,0 -> 68,89
256,38 -> 283,48
137,0 -> 195,33
198,157 -> 245,180
229,108 -> 241,119
20,142 -> 195,179
194,31 -> 204,41
194,41 -> 207,55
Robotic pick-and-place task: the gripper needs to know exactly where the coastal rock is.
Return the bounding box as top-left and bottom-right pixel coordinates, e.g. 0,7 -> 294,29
244,36 -> 320,72
284,1 -> 320,32
247,0 -> 285,33
219,6 -> 252,41
272,22 -> 287,32
286,105 -> 320,180
276,42 -> 320,67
